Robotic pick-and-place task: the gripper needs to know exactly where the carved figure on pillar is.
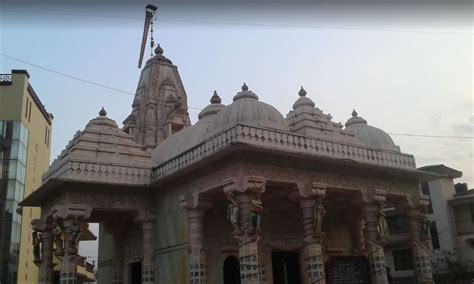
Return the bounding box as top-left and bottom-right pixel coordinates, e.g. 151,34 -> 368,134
249,189 -> 263,231
313,198 -> 326,238
376,205 -> 389,241
52,221 -> 64,256
64,221 -> 81,254
420,207 -> 431,240
226,192 -> 240,233
33,231 -> 42,262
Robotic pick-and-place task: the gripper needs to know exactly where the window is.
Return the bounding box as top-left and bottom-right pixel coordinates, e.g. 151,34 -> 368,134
28,102 -> 32,122
24,98 -> 28,119
421,182 -> 430,196
44,126 -> 47,145
392,249 -> 414,271
430,222 -> 440,249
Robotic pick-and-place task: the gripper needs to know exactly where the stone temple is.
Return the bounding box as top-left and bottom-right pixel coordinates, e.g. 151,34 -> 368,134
21,44 -> 439,284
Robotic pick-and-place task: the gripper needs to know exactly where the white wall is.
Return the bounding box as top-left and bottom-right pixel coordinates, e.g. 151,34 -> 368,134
428,178 -> 459,256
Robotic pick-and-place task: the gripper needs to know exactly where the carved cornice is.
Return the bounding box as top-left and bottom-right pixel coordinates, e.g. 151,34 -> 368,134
42,158 -> 153,185
153,124 -> 417,181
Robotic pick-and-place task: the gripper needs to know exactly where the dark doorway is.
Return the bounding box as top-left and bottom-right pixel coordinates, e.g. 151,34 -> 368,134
272,251 -> 301,284
129,261 -> 142,284
223,255 -> 241,284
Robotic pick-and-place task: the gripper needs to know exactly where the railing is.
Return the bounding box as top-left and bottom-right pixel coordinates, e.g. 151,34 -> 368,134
0,74 -> 12,85
153,124 -> 417,180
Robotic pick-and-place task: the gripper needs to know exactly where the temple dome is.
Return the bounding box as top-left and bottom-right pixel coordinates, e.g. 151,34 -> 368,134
152,84 -> 289,164
343,110 -> 400,152
208,83 -> 289,133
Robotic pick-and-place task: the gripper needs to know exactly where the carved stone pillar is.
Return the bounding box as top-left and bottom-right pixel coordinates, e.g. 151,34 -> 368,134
223,176 -> 266,284
188,210 -> 207,283
406,197 -> 433,284
52,205 -> 92,284
351,211 -> 366,254
141,221 -> 155,284
112,232 -> 125,284
32,219 -> 54,284
180,195 -> 213,284
39,230 -> 54,284
290,182 -> 327,284
58,219 -> 84,284
361,190 -> 389,284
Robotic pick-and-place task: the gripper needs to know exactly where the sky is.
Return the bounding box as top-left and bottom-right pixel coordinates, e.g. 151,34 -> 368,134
1,0 -> 473,264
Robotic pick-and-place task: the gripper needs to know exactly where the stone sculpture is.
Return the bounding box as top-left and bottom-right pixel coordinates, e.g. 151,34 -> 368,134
249,190 -> 263,231
313,198 -> 326,236
32,231 -> 41,262
377,205 -> 389,240
52,221 -> 64,255
420,207 -> 431,240
226,192 -> 240,233
64,222 -> 82,253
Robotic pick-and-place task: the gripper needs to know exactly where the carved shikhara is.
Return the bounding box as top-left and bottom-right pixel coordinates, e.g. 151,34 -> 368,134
153,124 -> 417,180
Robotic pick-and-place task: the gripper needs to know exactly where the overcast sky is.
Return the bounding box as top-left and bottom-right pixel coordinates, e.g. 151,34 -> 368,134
1,0 -> 472,264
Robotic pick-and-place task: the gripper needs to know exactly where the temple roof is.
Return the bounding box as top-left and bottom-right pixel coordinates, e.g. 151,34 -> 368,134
43,108 -> 153,185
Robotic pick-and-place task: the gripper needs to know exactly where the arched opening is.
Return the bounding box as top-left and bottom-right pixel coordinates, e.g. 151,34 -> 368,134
223,255 -> 241,284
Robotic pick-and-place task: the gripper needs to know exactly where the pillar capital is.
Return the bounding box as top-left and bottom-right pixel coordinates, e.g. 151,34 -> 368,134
288,182 -> 327,202
51,204 -> 92,221
179,194 -> 214,210
222,176 -> 266,194
134,208 -> 157,223
32,218 -> 54,232
396,194 -> 430,211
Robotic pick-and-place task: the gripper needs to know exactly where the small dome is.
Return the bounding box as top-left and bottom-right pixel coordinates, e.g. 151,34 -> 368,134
343,110 -> 400,152
86,107 -> 118,129
198,91 -> 225,120
293,86 -> 315,109
209,83 -> 289,132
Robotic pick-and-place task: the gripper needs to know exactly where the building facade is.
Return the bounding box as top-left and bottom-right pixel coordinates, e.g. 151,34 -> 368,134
0,70 -> 53,283
419,166 -> 474,272
20,45 -> 445,284
1,70 -> 95,284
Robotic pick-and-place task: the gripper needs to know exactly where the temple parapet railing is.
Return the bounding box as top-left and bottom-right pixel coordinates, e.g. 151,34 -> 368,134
153,124 -> 417,181
42,158 -> 153,185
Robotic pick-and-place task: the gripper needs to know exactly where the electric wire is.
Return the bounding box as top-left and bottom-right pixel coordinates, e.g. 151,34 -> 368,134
2,9 -> 473,36
1,53 -> 472,139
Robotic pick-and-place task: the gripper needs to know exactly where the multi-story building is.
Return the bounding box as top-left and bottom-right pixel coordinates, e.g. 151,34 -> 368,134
384,164 -> 474,282
1,70 -> 96,284
0,70 -> 53,283
419,165 -> 474,267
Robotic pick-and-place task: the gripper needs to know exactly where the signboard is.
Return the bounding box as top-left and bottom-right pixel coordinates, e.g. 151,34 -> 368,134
327,256 -> 370,284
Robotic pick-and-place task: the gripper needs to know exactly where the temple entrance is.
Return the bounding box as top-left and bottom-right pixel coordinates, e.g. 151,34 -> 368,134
223,255 -> 241,284
271,251 -> 301,284
129,261 -> 142,284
